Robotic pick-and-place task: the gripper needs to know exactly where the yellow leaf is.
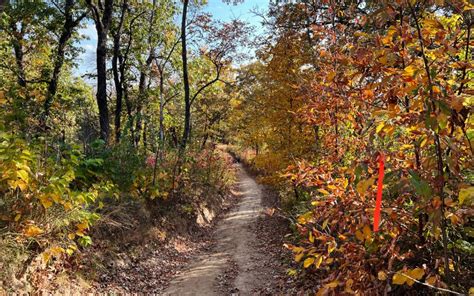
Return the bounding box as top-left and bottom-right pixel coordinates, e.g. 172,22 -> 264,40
318,188 -> 330,195
297,211 -> 313,225
355,230 -> 364,241
384,125 -> 395,136
345,279 -> 354,293
295,252 -> 304,263
77,221 -> 89,232
356,178 -> 375,197
14,213 -> 21,222
459,187 -> 474,205
469,287 -> 474,295
315,255 -> 323,268
328,241 -> 336,254
376,122 -> 385,134
304,257 -> 315,268
420,137 -> 429,148
42,252 -> 52,264
464,3 -> 474,11
403,65 -> 418,78
290,245 -> 304,253
51,193 -> 61,203
0,90 -> 6,105
9,180 -> 28,191
16,169 -> 29,182
341,178 -> 348,189
24,225 -> 43,237
425,276 -> 437,285
392,273 -> 407,285
39,195 -> 53,209
63,202 -> 73,210
363,224 -> 372,240
423,18 -> 443,30
325,281 -> 339,288
322,218 -> 329,229
327,71 -> 336,82
50,246 -> 65,256
66,244 -> 77,256
378,271 -> 387,281
408,267 -> 424,280
68,233 -> 75,240
309,231 -> 314,243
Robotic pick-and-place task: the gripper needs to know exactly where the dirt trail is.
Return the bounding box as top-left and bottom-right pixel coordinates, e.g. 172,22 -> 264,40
163,163 -> 272,295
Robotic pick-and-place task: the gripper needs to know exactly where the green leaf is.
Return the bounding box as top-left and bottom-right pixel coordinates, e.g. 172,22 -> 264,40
409,171 -> 432,199
78,235 -> 93,247
454,239 -> 474,255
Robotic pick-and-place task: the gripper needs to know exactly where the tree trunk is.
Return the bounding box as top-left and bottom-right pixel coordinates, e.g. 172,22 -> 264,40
159,67 -> 165,155
87,0 -> 114,142
112,0 -> 127,142
180,0 -> 190,151
96,30 -> 110,142
9,20 -> 26,87
135,0 -> 156,147
43,0 -> 85,125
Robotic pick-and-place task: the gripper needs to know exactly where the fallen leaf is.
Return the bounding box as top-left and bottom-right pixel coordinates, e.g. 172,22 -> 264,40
304,257 -> 315,268
24,225 -> 43,237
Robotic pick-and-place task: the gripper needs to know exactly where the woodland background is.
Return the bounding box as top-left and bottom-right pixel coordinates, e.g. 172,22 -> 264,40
0,0 -> 473,294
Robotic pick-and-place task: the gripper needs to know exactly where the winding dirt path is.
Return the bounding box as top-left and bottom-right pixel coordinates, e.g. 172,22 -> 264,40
162,164 -> 271,295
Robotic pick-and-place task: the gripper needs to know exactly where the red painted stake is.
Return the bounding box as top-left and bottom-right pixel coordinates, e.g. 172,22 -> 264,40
374,153 -> 385,232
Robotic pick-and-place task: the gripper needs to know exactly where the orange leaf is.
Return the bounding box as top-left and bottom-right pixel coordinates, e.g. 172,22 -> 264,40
24,225 -> 43,237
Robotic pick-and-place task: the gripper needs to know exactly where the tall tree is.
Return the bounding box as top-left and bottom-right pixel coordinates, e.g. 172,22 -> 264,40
42,0 -> 87,126
180,0 -> 191,150
135,0 -> 157,147
111,0 -> 128,142
86,0 -> 114,142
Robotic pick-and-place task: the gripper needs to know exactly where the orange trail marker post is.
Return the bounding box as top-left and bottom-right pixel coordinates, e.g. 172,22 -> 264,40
374,153 -> 385,232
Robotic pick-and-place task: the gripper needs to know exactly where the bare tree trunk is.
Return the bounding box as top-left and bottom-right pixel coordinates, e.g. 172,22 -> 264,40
159,69 -> 165,152
86,0 -> 114,142
143,119 -> 147,152
180,0 -> 190,151
112,0 -> 127,142
9,20 -> 26,87
96,29 -> 111,141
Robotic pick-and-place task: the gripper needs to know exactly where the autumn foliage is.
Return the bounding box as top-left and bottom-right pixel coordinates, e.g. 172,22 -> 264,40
232,0 -> 473,294
0,0 -> 473,294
